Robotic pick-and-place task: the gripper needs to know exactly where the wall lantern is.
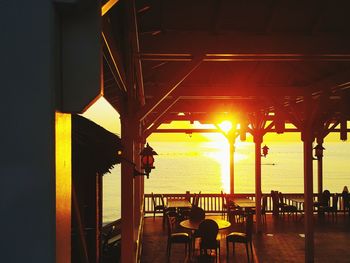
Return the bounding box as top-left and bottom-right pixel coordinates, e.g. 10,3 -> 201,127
261,145 -> 269,157
118,143 -> 157,179
139,143 -> 158,178
313,144 -> 325,160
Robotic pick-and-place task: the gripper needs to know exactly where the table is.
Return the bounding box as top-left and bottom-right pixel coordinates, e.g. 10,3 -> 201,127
180,218 -> 231,231
286,197 -> 304,221
230,198 -> 256,209
288,197 -> 304,210
167,199 -> 192,209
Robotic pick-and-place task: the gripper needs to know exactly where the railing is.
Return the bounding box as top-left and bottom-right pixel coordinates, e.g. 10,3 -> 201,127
144,192 -> 349,215
145,193 -> 264,215
101,219 -> 122,248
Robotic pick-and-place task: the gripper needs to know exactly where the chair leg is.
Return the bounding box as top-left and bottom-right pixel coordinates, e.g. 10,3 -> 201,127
250,241 -> 253,261
226,240 -> 229,262
167,242 -> 171,261
246,243 -> 250,262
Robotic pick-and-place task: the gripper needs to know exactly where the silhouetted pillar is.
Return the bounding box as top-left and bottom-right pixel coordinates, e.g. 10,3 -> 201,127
134,140 -> 142,241
121,117 -> 136,262
315,140 -> 324,195
229,141 -> 235,195
254,134 -> 263,233
302,130 -> 314,263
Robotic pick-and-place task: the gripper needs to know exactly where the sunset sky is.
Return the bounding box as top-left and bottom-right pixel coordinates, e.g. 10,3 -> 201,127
82,97 -> 342,144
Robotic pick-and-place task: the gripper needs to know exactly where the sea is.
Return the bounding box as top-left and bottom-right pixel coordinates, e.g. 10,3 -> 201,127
102,141 -> 350,224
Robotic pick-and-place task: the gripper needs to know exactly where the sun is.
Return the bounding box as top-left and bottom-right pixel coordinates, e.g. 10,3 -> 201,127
218,120 -> 233,134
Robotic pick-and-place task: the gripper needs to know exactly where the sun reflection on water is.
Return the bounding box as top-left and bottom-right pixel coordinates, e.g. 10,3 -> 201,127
202,139 -> 249,193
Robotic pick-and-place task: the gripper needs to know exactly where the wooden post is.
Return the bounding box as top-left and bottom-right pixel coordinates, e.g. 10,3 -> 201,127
134,140 -> 142,239
229,140 -> 235,195
254,134 -> 262,233
317,153 -> 323,195
302,130 -> 315,263
121,117 -> 136,263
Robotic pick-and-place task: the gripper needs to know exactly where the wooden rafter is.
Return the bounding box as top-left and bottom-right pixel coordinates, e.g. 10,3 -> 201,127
102,0 -> 120,16
102,27 -> 127,92
129,0 -> 145,105
137,56 -> 203,122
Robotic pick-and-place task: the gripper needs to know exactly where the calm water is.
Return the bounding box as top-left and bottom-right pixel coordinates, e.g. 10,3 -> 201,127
102,141 -> 350,223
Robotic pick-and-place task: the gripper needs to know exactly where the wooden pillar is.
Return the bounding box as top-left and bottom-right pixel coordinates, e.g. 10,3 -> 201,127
229,141 -> 235,195
302,131 -> 315,263
315,139 -> 324,195
134,141 -> 142,238
254,134 -> 263,233
121,117 -> 136,263
317,154 -> 323,195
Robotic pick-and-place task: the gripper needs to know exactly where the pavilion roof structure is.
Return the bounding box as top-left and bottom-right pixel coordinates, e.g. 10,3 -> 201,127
98,2 -> 350,262
102,0 -> 350,139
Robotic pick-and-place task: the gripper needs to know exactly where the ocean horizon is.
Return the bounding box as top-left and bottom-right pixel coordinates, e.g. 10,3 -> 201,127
102,141 -> 350,223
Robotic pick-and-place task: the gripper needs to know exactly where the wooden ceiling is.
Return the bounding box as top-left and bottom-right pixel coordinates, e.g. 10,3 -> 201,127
102,0 -> 350,135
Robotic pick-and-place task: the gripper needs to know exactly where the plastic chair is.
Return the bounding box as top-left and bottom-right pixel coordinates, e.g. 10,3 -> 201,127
226,212 -> 254,262
197,219 -> 220,262
165,211 -> 191,260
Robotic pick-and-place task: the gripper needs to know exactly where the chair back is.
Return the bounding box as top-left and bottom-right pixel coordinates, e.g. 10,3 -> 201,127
221,190 -> 227,206
189,206 -> 205,222
320,190 -> 331,206
332,194 -> 338,209
160,194 -> 166,207
165,212 -> 177,238
191,193 -> 197,206
151,192 -> 157,206
342,192 -> 350,208
278,192 -> 284,205
198,219 -> 219,249
245,213 -> 254,241
261,195 -> 268,213
270,190 -> 279,215
194,191 -> 201,207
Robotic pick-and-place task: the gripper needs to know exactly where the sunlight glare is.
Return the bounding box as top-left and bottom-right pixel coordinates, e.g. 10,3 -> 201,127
218,120 -> 232,134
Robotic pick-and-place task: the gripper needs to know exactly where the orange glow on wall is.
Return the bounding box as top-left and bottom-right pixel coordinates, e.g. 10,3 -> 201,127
55,112 -> 72,263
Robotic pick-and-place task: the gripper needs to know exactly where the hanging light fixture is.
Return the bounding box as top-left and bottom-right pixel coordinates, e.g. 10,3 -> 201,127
261,145 -> 269,157
117,143 -> 158,179
313,144 -> 325,160
139,143 -> 158,178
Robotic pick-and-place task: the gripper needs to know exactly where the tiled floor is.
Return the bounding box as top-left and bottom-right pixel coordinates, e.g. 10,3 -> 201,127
141,213 -> 350,262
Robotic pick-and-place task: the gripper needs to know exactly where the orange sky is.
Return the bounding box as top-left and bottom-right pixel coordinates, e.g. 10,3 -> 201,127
82,97 -> 343,143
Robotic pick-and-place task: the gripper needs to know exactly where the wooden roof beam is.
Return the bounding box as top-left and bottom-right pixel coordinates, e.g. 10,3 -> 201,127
128,0 -> 145,105
137,56 -> 203,122
140,53 -> 350,62
140,32 -> 350,54
102,22 -> 127,93
102,0 -> 120,16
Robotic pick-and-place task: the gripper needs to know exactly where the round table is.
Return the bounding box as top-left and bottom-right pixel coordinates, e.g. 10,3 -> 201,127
180,218 -> 231,231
